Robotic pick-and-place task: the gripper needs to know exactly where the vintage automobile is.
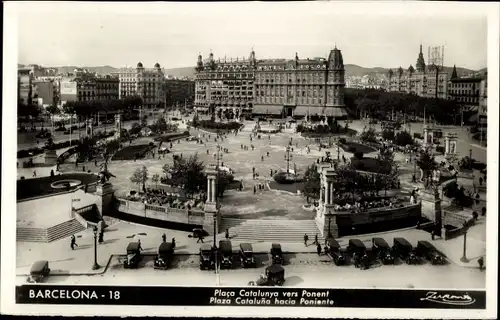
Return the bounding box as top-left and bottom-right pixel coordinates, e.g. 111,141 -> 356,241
248,264 -> 285,286
199,244 -> 216,270
190,228 -> 209,239
416,241 -> 446,265
372,237 -> 395,265
347,239 -> 370,269
326,238 -> 346,266
239,243 -> 256,268
218,240 -> 233,269
27,260 -> 50,283
123,242 -> 142,269
270,243 -> 283,265
153,242 -> 174,270
392,237 -> 419,265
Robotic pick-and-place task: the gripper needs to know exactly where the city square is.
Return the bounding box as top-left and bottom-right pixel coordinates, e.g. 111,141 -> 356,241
10,2 -> 493,301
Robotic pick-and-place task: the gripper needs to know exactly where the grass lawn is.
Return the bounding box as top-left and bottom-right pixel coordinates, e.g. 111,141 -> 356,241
350,157 -> 391,174
112,144 -> 155,161
340,141 -> 377,154
301,128 -> 357,138
17,173 -> 100,201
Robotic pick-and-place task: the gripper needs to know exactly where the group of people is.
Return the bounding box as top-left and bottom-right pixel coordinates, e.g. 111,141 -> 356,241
127,188 -> 204,210
333,197 -> 404,213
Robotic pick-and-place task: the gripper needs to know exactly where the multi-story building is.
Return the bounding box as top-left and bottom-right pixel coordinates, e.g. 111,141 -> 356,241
33,80 -> 57,106
478,73 -> 487,125
59,78 -> 78,103
387,45 -> 448,99
448,65 -> 483,107
164,77 -> 195,108
75,77 -> 96,103
194,47 -> 347,118
18,67 -> 34,105
114,62 -> 166,108
95,75 -> 120,102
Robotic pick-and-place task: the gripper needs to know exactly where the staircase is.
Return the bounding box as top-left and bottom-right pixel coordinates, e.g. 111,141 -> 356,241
219,218 -> 324,243
16,219 -> 86,243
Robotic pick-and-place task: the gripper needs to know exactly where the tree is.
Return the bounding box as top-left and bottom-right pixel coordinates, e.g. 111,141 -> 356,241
168,154 -> 206,196
44,137 -> 56,150
302,164 -> 321,203
417,148 -> 438,183
46,104 -> 60,134
381,129 -> 395,141
130,165 -> 148,193
394,131 -> 414,146
151,173 -> 160,189
130,123 -> 142,135
360,127 -> 378,144
141,115 -> 148,127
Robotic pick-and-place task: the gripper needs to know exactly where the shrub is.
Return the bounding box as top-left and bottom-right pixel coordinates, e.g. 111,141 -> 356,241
436,146 -> 445,154
413,132 -> 423,139
197,120 -> 242,131
353,151 -> 364,159
381,129 -> 395,141
395,131 -> 414,146
338,138 -> 347,144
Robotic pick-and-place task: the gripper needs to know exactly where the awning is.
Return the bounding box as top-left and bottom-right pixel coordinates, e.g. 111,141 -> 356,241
252,105 -> 283,115
294,106 -> 347,117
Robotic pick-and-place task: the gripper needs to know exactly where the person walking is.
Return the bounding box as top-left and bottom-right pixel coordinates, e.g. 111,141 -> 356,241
478,257 -> 484,271
225,229 -> 229,240
314,234 -> 319,245
137,239 -> 143,251
431,230 -> 435,241
162,233 -> 166,242
197,234 -> 205,243
303,233 -> 309,247
32,170 -> 37,177
479,176 -> 483,186
316,242 -> 322,256
70,235 -> 78,250
253,185 -> 257,194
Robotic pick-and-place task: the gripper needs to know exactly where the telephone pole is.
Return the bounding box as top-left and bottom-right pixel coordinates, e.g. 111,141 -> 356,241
214,144 -> 223,286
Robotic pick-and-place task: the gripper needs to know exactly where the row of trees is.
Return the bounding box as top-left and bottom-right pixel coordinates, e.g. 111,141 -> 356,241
130,154 -> 233,198
381,130 -> 415,146
344,88 -> 465,125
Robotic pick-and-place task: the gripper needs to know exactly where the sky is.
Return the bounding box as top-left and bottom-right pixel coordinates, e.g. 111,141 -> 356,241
14,2 -> 489,70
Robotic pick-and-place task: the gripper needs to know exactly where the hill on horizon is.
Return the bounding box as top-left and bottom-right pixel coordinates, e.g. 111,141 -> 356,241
26,64 -> 482,79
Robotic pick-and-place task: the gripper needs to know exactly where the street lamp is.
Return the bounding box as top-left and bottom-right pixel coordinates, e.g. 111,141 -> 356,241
460,221 -> 469,263
284,146 -> 292,174
469,149 -> 473,170
92,226 -> 101,270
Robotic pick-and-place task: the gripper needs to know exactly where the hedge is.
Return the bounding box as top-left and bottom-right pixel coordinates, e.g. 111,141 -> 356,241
153,131 -> 190,142
195,120 -> 242,131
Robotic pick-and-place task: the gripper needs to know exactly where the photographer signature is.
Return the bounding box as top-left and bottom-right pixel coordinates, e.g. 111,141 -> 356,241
420,291 -> 475,306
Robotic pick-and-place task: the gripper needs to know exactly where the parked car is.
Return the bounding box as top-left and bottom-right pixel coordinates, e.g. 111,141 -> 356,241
326,238 -> 346,266
27,260 -> 50,283
123,242 -> 142,269
248,264 -> 285,286
270,243 -> 283,265
372,237 -> 394,265
199,244 -> 216,270
393,237 -> 419,265
239,243 -> 256,268
348,239 -> 370,269
218,240 -> 233,269
153,242 -> 174,270
416,241 -> 446,265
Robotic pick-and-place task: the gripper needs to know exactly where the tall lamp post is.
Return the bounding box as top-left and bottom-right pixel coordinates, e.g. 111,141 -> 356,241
460,221 -> 469,263
214,144 -> 223,285
284,146 -> 293,174
92,226 -> 101,270
469,148 -> 473,170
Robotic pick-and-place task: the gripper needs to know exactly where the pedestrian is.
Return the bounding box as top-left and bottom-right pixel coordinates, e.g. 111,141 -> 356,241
239,181 -> 243,191
197,234 -> 204,243
32,170 -> 36,177
316,243 -> 322,256
431,230 -> 435,241
162,233 -> 166,242
70,235 -> 78,250
478,257 -> 484,271
50,169 -> 55,179
94,159 -> 98,167
416,220 -> 421,229
270,169 -> 273,177
304,233 -> 309,247
478,176 -> 483,186
172,238 -> 176,249
225,228 -> 229,240
84,184 -> 88,193
82,165 -> 86,172
137,239 -> 143,251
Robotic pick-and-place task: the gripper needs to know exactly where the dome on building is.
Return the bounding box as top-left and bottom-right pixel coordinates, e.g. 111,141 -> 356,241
154,62 -> 160,68
408,65 -> 415,73
137,62 -> 143,68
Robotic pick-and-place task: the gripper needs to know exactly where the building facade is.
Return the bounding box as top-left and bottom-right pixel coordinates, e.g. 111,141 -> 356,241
387,45 -> 448,99
59,78 -> 78,103
18,68 -> 34,105
164,77 -> 195,108
95,75 -> 120,102
33,80 -> 57,106
194,47 -> 347,118
114,62 -> 166,108
478,74 -> 487,125
448,65 -> 483,107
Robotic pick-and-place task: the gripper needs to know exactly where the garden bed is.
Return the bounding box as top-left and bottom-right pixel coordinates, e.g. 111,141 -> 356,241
301,128 -> 357,138
339,141 -> 377,154
350,157 -> 391,174
153,131 -> 190,142
193,120 -> 243,133
112,144 -> 155,161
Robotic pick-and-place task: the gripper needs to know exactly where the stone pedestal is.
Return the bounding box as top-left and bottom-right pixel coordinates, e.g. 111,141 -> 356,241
444,133 -> 458,156
86,119 -> 93,138
423,125 -> 434,146
315,165 -> 339,238
203,167 -> 220,234
114,114 -> 122,140
419,188 -> 442,226
44,149 -> 58,165
95,182 -> 114,217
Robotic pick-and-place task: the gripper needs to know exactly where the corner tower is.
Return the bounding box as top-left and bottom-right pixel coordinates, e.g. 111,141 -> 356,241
326,46 -> 345,108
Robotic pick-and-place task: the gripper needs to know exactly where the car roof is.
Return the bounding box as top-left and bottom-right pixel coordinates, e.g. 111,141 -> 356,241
271,243 -> 282,250
394,237 -> 412,246
349,239 -> 365,247
373,238 -> 389,246
159,242 -> 173,252
30,260 -> 48,273
418,240 -> 435,249
240,243 -> 253,251
219,240 -> 232,251
127,242 -> 140,251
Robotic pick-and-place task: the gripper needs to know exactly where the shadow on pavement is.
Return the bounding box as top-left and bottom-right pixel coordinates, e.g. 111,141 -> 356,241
284,275 -> 303,286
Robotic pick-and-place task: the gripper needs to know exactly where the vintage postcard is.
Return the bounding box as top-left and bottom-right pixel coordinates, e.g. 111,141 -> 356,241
1,1 -> 498,318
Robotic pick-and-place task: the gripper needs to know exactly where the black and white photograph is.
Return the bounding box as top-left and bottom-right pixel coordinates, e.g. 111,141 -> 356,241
1,1 -> 499,318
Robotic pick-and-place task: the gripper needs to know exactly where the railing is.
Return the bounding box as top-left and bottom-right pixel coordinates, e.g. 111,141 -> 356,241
145,204 -> 166,212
